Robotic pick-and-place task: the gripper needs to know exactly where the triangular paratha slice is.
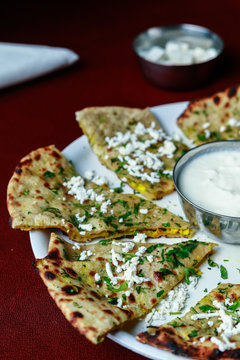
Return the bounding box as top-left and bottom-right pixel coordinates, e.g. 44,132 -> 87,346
137,284 -> 240,359
7,145 -> 194,242
76,106 -> 189,200
177,85 -> 240,145
34,232 -> 215,344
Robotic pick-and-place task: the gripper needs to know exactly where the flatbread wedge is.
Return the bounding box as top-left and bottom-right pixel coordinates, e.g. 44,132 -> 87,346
177,85 -> 240,145
34,232 -> 215,344
76,106 -> 189,200
7,145 -> 194,242
137,284 -> 240,360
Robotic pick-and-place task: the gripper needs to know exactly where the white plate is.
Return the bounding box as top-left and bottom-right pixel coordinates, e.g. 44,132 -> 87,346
30,102 -> 240,360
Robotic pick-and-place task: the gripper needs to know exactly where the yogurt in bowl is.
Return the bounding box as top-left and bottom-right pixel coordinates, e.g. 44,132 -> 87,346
173,141 -> 240,243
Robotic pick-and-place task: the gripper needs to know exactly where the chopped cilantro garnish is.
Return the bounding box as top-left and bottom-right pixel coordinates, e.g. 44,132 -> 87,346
107,297 -> 118,305
162,222 -> 170,227
63,249 -> 70,260
184,267 -> 197,284
43,171 -> 56,178
199,305 -> 215,312
220,265 -> 228,279
208,258 -> 219,268
188,330 -> 198,338
146,244 -> 159,253
197,133 -> 207,141
113,182 -> 124,193
134,203 -> 140,215
156,290 -> 164,298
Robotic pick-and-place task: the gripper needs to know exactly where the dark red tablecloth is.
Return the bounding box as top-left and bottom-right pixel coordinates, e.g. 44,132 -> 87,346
2,1 -> 240,359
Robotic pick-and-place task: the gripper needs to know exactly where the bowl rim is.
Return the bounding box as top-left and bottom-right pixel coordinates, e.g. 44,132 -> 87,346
173,140 -> 240,220
133,23 -> 224,67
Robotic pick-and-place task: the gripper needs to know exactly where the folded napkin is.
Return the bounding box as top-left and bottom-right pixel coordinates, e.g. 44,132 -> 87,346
0,42 -> 79,89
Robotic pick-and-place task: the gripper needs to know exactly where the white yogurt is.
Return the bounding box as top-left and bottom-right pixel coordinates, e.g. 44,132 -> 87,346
179,150 -> 240,217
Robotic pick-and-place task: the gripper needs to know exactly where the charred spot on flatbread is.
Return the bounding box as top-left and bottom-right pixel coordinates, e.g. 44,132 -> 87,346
7,145 -> 194,242
177,84 -> 240,145
34,233 -> 215,344
137,284 -> 240,360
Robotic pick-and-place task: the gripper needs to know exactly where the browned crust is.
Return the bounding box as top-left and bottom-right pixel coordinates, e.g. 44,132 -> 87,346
137,328 -> 240,360
177,84 -> 240,127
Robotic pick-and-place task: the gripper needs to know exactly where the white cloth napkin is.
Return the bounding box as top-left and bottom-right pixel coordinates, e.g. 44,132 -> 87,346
0,42 -> 79,89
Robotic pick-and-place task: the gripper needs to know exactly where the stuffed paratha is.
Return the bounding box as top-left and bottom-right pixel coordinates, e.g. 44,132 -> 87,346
34,232 -> 215,344
7,145 -> 194,242
137,284 -> 240,359
76,106 -> 189,200
177,85 -> 240,145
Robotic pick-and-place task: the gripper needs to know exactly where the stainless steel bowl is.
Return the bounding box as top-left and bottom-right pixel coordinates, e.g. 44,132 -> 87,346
173,141 -> 240,244
133,24 -> 224,90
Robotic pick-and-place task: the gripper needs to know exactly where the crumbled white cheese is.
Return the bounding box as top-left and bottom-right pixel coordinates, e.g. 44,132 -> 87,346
105,262 -> 118,285
133,233 -> 147,243
105,121 -> 177,184
100,199 -> 111,213
220,125 -> 226,132
191,298 -> 240,351
117,297 -> 123,308
202,122 -> 210,129
139,208 -> 148,214
119,218 -> 123,223
79,250 -> 93,261
122,242 -> 135,253
80,223 -> 93,231
63,176 -> 106,204
72,243 -> 80,250
145,276 -> 198,326
94,273 -> 101,282
75,214 -> 86,223
228,118 -> 240,127
204,129 -> 210,139
135,246 -> 147,257
146,255 -> 154,263
84,170 -> 95,180
92,175 -> 107,186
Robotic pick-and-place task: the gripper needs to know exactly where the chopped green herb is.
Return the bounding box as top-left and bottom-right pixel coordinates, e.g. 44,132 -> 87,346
63,249 -> 70,260
73,302 -> 82,309
199,305 -> 216,312
146,244 -> 159,253
170,320 -> 184,328
23,190 -> 29,196
184,267 -> 197,285
191,307 -> 198,314
157,290 -> 164,298
162,222 -> 170,227
122,294 -> 127,301
43,171 -> 56,178
197,133 -> 207,141
134,203 -> 140,215
98,239 -> 112,246
103,277 -> 128,292
208,258 -> 219,268
107,297 -> 118,305
188,330 -> 198,338
220,265 -> 228,279
232,109 -> 240,116
113,182 -> 124,193
159,268 -> 174,279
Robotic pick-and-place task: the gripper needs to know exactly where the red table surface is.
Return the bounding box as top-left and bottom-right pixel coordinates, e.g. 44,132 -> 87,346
1,1 -> 240,359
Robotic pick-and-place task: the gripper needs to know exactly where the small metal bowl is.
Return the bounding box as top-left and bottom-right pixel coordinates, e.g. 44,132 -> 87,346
133,24 -> 224,90
173,141 -> 240,244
